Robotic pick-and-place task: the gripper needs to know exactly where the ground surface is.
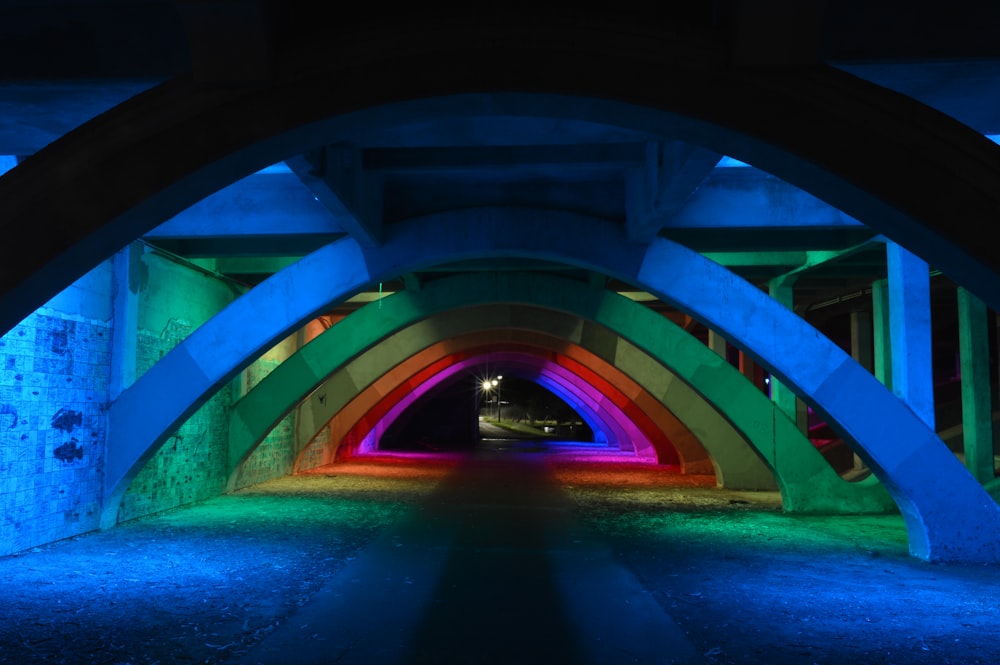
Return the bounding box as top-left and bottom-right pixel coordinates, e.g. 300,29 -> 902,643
2,443 -> 1000,664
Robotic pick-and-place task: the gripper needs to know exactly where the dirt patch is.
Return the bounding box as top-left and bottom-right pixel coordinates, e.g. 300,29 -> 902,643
1,456 -> 999,664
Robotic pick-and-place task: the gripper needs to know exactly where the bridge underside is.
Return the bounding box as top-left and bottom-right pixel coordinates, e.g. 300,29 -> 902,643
2,4 -> 1000,569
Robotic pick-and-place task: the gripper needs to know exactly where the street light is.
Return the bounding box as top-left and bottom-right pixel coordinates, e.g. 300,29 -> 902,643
495,375 -> 502,422
481,375 -> 502,422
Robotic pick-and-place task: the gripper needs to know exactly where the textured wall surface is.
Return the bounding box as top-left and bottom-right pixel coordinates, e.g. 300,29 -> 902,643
118,250 -> 243,522
0,264 -> 113,555
0,244 -> 302,543
230,349 -> 299,491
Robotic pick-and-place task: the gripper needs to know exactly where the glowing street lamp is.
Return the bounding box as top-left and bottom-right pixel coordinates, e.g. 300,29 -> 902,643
495,375 -> 502,422
481,375 -> 503,421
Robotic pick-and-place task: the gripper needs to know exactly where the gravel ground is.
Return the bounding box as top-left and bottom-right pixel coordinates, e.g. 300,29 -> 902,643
1,453 -> 999,664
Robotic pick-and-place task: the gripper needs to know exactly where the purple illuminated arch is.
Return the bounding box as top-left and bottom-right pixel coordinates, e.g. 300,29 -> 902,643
104,210 -> 1000,562
346,351 -> 656,459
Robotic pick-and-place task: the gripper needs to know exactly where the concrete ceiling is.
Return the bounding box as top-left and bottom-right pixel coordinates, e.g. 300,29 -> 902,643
2,0 -> 998,324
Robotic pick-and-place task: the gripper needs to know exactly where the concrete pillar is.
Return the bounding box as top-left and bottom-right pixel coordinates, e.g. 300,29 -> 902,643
850,309 -> 874,372
886,242 -> 935,430
872,277 -> 892,388
710,326 -> 762,390
739,351 -> 763,392
769,278 -> 807,432
849,308 -> 874,470
957,287 -> 994,481
109,244 -> 140,400
707,328 -> 727,359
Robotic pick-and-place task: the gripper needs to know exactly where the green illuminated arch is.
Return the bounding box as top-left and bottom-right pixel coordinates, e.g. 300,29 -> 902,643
230,273 -> 893,513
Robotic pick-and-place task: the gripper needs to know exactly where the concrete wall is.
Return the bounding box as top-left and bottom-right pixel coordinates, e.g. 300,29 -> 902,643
0,262 -> 113,555
297,425 -> 332,471
229,334 -> 299,490
118,247 -> 245,521
0,243 -> 305,555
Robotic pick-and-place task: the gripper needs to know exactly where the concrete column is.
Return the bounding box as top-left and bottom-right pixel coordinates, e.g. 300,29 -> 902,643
957,287 -> 994,481
886,242 -> 935,430
872,278 -> 892,388
739,351 -> 762,392
849,308 -> 874,470
707,328 -> 727,359
109,244 -> 140,400
850,309 -> 874,372
768,278 -> 806,432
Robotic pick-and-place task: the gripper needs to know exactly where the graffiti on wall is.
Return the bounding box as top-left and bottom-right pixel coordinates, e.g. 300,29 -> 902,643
51,408 -> 85,464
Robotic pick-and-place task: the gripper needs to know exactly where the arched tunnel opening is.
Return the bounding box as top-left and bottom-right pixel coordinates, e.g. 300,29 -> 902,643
7,5 -> 1000,663
378,371 -> 596,454
478,375 -> 594,442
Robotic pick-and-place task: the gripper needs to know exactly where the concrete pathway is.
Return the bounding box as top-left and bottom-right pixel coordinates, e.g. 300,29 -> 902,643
239,449 -> 702,664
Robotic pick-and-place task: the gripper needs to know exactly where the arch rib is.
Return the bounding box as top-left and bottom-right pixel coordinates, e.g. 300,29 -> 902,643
107,209 -> 998,562
4,22 -> 1000,333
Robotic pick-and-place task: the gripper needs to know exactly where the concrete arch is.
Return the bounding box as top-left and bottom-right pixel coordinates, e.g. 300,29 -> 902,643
107,211 -> 998,562
3,16 -> 1000,332
354,348 -> 650,451
227,273 -> 891,510
309,340 -> 704,475
293,322 -> 772,489
338,352 -> 629,458
284,331 -> 696,476
287,307 -> 887,508
237,324 -> 684,472
226,293 -> 770,494
292,340 -> 677,467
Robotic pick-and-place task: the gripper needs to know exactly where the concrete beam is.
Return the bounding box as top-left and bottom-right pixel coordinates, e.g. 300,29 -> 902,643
957,287 -> 994,482
285,144 -> 383,248
109,245 -> 140,400
144,173 -> 343,241
362,143 -> 646,174
626,141 -> 721,242
886,242 -> 935,430
336,349 -> 654,455
176,0 -> 277,85
225,270 -> 895,509
7,59 -> 1000,332
101,209 -> 1000,561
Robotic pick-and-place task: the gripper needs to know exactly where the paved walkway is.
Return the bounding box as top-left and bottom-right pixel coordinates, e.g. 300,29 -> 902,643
238,448 -> 702,664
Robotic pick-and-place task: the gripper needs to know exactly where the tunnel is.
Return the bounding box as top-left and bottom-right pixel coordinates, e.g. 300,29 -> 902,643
3,3 -> 1000,663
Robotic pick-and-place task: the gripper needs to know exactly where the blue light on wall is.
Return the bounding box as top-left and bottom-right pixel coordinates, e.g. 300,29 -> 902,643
716,156 -> 750,168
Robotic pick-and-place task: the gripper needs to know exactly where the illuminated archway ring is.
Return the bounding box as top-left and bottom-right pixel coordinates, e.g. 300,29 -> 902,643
109,210 -> 1000,562
337,342 -> 682,464
226,275 -> 889,508
226,282 -> 788,494
288,337 -> 681,469
352,348 -> 652,452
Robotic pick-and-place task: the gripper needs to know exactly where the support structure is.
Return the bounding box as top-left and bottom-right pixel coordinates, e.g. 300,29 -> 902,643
96,210 -> 1000,562
886,242 -> 935,430
957,287 -> 995,482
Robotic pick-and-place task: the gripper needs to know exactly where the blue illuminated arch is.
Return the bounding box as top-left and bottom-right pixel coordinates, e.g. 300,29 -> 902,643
2,21 -> 1000,332
108,209 -> 1000,562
